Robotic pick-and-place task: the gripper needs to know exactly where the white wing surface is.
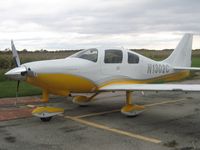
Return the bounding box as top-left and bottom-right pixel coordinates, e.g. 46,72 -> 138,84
100,84 -> 200,92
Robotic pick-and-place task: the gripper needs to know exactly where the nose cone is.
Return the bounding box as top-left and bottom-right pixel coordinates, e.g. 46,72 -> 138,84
5,66 -> 27,80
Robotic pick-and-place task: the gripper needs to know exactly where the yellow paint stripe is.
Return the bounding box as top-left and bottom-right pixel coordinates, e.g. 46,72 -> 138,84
75,98 -> 187,118
144,99 -> 186,107
65,115 -> 161,144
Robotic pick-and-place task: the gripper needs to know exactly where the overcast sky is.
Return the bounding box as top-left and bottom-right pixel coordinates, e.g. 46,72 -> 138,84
0,0 -> 200,50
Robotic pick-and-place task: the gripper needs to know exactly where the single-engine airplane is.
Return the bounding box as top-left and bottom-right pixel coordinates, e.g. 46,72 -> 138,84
5,33 -> 200,121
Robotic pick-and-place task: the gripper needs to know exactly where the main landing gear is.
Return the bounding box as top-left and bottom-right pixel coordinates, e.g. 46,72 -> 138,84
73,91 -> 145,117
121,91 -> 145,117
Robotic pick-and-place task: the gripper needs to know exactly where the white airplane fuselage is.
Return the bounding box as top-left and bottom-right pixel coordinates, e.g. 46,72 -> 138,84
6,34 -> 198,118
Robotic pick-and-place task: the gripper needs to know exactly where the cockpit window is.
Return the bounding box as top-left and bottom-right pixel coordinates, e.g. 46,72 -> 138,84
104,50 -> 123,63
72,49 -> 98,62
128,52 -> 139,64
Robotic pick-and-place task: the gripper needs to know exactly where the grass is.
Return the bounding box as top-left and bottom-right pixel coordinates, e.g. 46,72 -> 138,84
0,80 -> 41,98
191,57 -> 200,67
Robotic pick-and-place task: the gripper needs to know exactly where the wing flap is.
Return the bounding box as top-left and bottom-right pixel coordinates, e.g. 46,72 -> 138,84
100,84 -> 200,92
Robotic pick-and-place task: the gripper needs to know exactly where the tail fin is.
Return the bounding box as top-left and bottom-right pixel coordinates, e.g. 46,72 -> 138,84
163,33 -> 193,67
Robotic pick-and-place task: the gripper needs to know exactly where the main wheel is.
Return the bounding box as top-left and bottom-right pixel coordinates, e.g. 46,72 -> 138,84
121,105 -> 145,117
40,117 -> 52,122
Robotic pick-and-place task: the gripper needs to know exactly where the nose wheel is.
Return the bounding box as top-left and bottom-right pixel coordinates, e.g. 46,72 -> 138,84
121,91 -> 145,117
40,117 -> 52,122
32,106 -> 64,122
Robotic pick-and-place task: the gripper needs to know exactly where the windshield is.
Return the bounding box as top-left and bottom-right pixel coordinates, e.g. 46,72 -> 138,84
71,48 -> 98,62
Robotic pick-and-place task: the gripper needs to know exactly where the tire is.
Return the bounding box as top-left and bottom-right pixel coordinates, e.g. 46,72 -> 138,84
40,117 -> 52,122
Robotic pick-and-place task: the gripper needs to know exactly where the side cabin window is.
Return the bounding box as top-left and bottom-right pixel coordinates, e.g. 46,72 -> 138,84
128,52 -> 139,64
73,49 -> 98,62
104,50 -> 123,63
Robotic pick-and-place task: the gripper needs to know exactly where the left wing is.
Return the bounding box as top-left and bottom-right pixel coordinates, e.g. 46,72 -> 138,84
100,84 -> 200,92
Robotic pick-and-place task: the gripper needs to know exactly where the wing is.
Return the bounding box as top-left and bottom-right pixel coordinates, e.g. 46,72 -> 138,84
99,84 -> 200,92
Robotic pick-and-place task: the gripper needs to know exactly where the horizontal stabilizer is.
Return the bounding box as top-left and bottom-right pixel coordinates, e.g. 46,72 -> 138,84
100,84 -> 200,92
173,66 -> 200,71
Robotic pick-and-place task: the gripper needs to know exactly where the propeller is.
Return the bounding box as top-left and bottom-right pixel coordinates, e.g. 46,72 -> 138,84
11,40 -> 21,106
6,40 -> 36,106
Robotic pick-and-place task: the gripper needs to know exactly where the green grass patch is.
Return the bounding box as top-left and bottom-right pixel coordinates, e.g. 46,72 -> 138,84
0,80 -> 41,98
0,69 -> 41,98
192,57 -> 200,67
0,69 -> 8,81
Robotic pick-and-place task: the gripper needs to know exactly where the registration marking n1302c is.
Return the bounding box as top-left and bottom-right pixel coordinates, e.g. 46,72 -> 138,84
147,64 -> 170,74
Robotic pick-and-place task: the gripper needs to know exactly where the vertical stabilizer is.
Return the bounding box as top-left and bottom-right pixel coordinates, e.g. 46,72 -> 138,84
163,34 -> 193,67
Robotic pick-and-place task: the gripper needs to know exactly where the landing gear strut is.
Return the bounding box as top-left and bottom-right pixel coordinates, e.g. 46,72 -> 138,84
121,91 -> 145,116
41,90 -> 49,102
72,93 -> 99,106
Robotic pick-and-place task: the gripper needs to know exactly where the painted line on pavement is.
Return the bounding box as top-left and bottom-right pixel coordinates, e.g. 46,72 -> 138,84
64,115 -> 161,144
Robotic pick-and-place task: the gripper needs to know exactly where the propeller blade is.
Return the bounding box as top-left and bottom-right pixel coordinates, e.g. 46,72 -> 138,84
11,40 -> 21,67
17,80 -> 20,93
15,80 -> 20,106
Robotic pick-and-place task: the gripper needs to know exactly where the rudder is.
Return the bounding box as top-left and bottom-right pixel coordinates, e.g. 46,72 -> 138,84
163,34 -> 193,67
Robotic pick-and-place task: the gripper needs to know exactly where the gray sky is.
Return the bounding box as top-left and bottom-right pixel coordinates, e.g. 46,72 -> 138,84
0,0 -> 200,50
